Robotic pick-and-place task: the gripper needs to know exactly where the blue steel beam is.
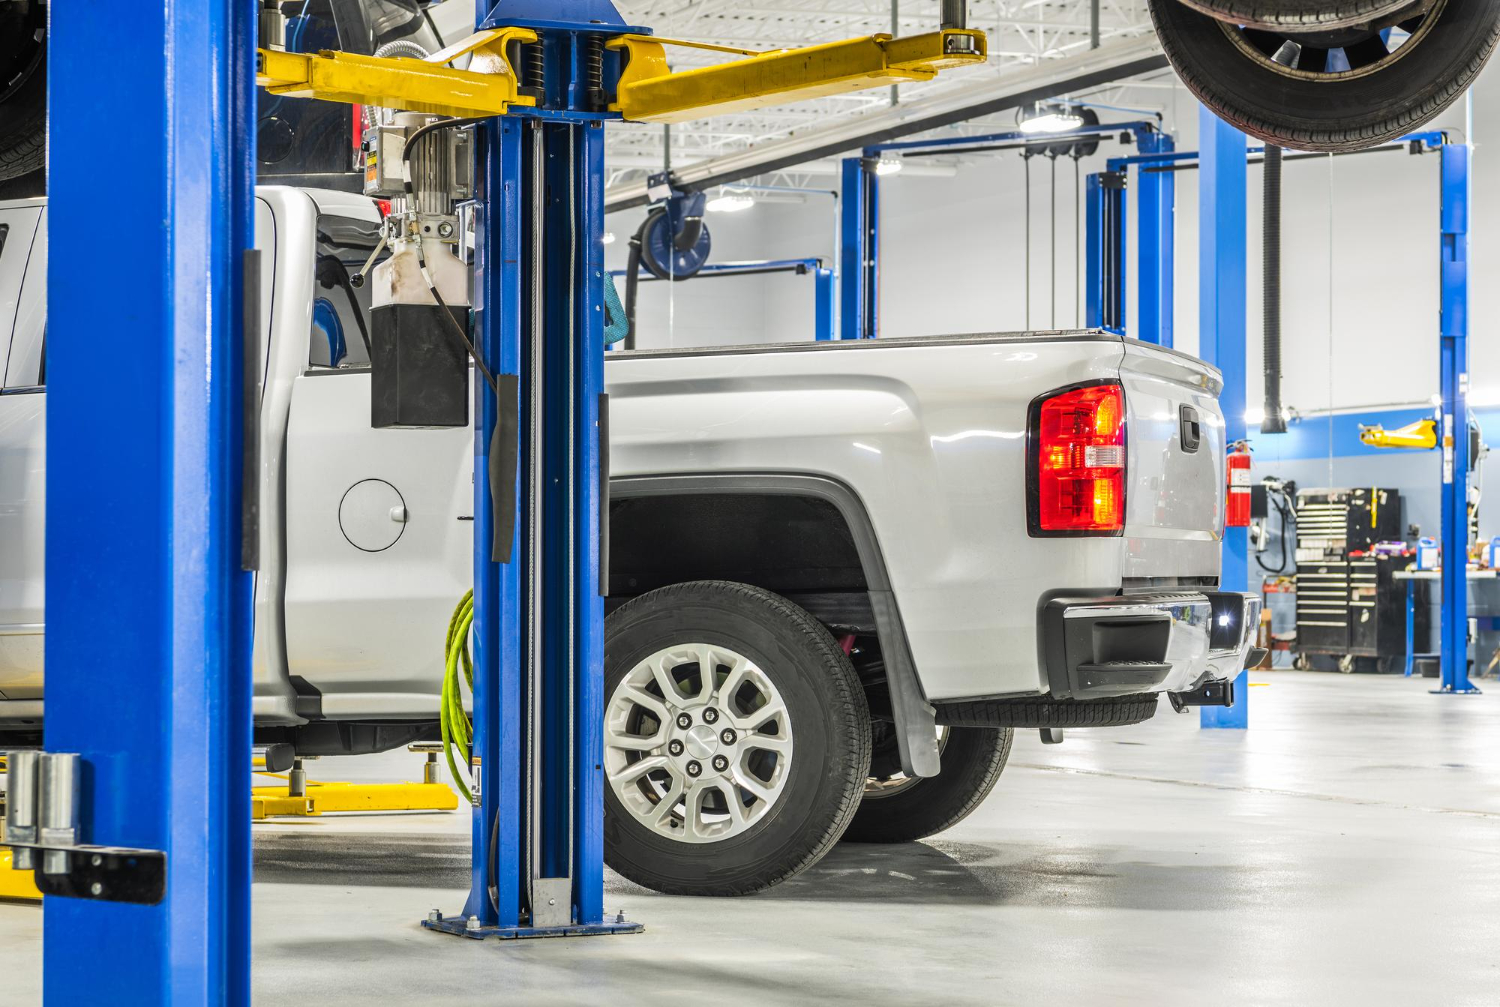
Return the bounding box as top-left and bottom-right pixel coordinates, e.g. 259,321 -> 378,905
47,2 -> 255,1002
814,266 -> 835,341
1195,105 -> 1249,730
1084,170 -> 1125,334
1438,142 -> 1479,694
1135,129 -> 1175,347
840,157 -> 878,339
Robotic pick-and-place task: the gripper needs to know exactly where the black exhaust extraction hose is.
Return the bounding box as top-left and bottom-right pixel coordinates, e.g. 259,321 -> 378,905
623,212 -> 651,351
1261,143 -> 1287,435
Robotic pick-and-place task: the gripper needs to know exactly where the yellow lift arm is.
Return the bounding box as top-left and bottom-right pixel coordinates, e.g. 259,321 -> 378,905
256,27 -> 986,123
1359,418 -> 1438,450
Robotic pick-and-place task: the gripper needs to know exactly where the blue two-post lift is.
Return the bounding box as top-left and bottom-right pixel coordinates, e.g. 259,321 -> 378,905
1094,118 -> 1476,699
42,2 -> 989,998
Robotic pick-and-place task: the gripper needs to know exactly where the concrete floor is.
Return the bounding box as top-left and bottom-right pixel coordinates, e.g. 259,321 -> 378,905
2,670 -> 1498,1005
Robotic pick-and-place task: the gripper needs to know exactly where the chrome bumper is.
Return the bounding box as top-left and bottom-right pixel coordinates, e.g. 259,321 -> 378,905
1038,591 -> 1262,701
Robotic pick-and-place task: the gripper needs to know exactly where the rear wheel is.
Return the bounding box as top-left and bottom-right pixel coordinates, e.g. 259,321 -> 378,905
841,723 -> 1012,844
602,581 -> 871,896
1149,0 -> 1500,151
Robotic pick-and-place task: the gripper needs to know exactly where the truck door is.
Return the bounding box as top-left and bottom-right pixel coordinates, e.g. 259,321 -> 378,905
280,210 -> 471,719
0,204 -> 46,699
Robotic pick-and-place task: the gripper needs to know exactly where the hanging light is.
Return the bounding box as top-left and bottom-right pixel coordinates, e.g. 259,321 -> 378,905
874,156 -> 904,176
1018,101 -> 1085,134
706,189 -> 755,212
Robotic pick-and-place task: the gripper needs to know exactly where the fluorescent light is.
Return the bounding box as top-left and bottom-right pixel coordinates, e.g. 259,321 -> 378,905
706,191 -> 755,213
875,157 -> 903,176
602,231 -> 616,245
1018,100 -> 1085,134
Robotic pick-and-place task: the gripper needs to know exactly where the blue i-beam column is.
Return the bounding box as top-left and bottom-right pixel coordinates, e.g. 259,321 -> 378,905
46,2 -> 255,1002
1438,142 -> 1479,694
839,156 -> 878,339
1196,106 -> 1250,729
1136,129 -> 1176,347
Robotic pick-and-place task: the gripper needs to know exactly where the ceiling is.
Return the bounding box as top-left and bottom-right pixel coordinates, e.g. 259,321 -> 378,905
603,0 -> 1170,187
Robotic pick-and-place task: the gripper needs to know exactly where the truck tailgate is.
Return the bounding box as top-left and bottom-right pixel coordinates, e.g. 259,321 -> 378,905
1118,341 -> 1226,582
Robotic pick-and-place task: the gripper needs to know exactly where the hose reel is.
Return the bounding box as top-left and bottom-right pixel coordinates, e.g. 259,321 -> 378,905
623,176 -> 712,348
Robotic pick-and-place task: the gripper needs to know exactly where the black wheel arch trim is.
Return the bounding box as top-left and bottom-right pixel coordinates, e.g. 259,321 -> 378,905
609,472 -> 940,778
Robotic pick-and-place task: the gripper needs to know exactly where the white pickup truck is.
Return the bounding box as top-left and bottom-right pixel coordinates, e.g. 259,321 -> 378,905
0,187 -> 1259,895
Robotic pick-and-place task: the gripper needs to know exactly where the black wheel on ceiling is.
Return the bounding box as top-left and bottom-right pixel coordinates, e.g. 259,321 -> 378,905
1148,0 -> 1500,152
1173,0 -> 1425,32
0,0 -> 46,184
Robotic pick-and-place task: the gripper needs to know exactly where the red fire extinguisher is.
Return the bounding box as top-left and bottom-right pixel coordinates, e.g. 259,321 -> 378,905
1226,440 -> 1252,528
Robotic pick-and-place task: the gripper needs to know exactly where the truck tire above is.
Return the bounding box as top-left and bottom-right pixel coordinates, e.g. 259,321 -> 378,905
842,724 -> 1013,844
1148,0 -> 1500,152
602,581 -> 871,896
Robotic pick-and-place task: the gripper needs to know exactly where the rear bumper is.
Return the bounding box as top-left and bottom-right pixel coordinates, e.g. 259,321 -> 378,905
1038,591 -> 1262,701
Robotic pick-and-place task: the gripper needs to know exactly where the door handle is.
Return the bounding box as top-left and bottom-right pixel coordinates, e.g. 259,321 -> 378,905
1180,405 -> 1201,453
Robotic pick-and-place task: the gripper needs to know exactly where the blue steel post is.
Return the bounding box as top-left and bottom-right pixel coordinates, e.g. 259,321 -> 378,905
1085,172 -> 1105,329
1438,142 -> 1479,694
464,117 -> 526,928
46,1 -> 255,1002
1196,105 -> 1250,729
1135,129 -> 1176,347
840,156 -> 878,339
1084,171 -> 1125,334
814,265 -> 835,340
429,0 -> 640,939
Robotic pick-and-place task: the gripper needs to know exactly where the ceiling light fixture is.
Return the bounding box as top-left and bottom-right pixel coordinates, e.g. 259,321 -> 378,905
706,190 -> 755,213
1017,101 -> 1085,134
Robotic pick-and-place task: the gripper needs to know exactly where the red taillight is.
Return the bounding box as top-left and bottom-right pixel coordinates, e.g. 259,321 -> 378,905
1032,383 -> 1126,535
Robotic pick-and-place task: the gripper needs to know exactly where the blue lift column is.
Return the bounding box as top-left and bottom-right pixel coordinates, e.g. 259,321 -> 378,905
1196,105 -> 1250,730
44,2 -> 256,1002
1438,142 -> 1480,695
424,0 -> 645,938
840,156 -> 878,339
1135,129 -> 1176,347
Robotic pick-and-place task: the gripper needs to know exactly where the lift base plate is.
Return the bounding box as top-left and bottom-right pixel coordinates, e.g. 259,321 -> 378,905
421,916 -> 644,940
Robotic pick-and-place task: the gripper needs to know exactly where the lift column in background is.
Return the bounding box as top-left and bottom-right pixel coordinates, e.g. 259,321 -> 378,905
43,1 -> 256,1001
1438,140 -> 1479,695
1196,105 -> 1250,730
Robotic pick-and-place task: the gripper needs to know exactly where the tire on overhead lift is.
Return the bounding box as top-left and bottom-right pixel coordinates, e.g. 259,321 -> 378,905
602,581 -> 871,896
1148,0 -> 1500,152
841,723 -> 1012,844
0,0 -> 46,184
1172,0 -> 1421,32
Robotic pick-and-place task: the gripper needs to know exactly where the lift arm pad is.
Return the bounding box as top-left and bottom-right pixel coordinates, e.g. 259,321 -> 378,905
255,31 -> 538,119
608,29 -> 987,124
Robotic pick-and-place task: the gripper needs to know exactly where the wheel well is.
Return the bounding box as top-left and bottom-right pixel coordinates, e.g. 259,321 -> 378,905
608,491 -> 870,606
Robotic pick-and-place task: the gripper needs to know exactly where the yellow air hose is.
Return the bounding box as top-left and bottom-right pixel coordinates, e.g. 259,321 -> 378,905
441,591 -> 476,803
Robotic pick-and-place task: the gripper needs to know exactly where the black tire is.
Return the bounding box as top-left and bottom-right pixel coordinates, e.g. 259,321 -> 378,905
602,581 -> 871,896
1175,0 -> 1421,32
842,725 -> 1012,844
0,1 -> 46,183
1149,0 -> 1500,152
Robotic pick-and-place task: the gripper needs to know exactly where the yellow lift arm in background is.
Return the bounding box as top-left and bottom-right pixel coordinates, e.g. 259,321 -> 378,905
256,26 -> 986,123
1359,418 -> 1439,450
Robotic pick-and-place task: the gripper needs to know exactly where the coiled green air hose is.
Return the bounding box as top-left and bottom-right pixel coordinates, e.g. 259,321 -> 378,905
441,591 -> 476,803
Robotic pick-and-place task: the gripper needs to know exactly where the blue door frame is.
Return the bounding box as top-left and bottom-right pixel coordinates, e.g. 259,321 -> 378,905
46,3 -> 256,1002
